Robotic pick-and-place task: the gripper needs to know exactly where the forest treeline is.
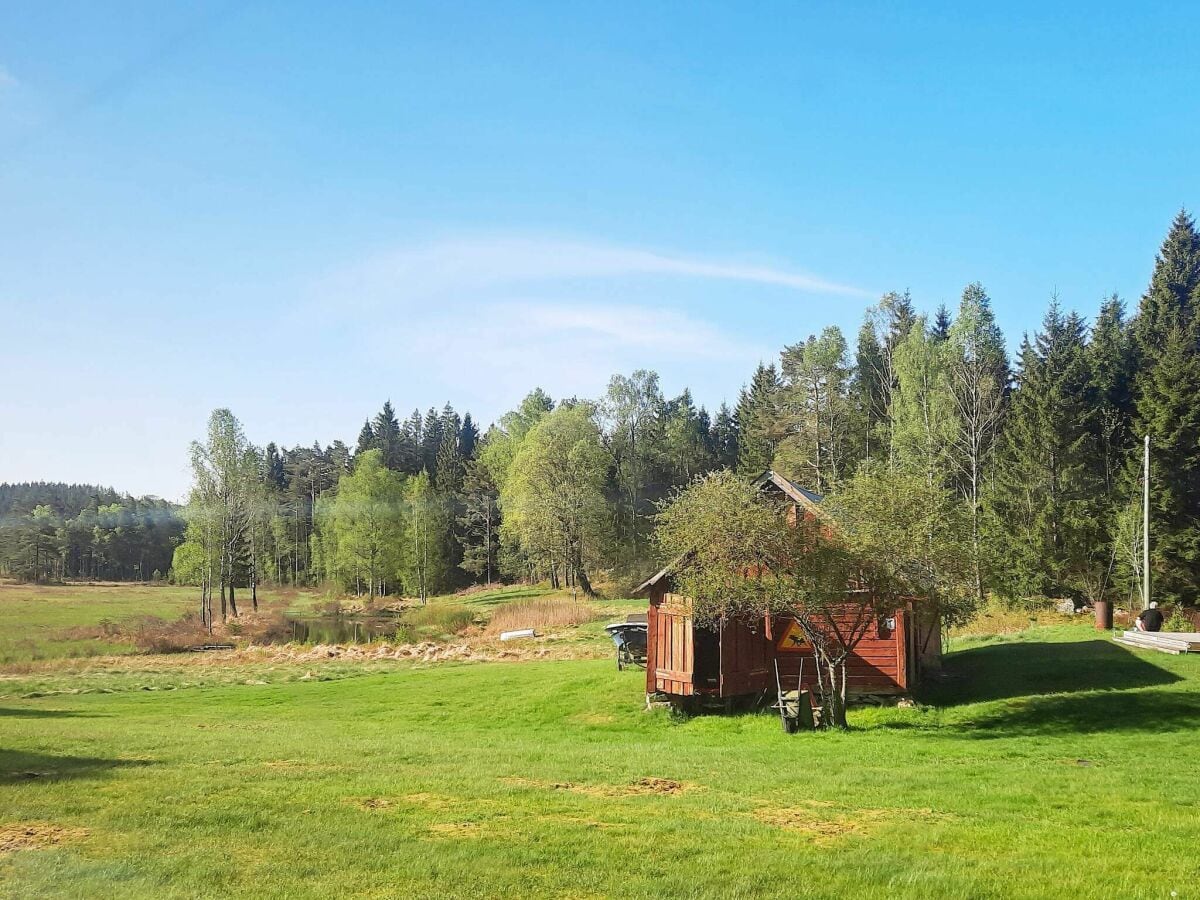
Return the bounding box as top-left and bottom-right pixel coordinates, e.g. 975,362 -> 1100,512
8,212 -> 1200,617
0,482 -> 183,581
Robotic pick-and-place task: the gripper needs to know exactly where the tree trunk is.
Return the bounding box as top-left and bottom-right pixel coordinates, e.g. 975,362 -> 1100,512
575,566 -> 597,598
229,580 -> 238,618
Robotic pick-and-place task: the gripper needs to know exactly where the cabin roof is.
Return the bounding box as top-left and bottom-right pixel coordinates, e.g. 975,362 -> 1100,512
635,470 -> 823,594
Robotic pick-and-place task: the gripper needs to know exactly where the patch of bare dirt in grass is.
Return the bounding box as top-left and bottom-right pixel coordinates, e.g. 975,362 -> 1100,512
426,822 -> 485,838
0,822 -> 88,853
502,775 -> 694,797
754,801 -> 954,845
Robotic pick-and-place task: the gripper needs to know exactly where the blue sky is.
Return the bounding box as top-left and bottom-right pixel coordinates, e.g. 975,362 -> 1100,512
2,1 -> 1198,500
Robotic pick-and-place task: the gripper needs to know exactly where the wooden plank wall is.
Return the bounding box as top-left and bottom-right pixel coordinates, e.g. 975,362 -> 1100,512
774,613 -> 907,695
719,618 -> 772,695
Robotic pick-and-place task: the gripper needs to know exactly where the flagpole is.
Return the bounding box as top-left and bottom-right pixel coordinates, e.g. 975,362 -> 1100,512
1143,434 -> 1151,611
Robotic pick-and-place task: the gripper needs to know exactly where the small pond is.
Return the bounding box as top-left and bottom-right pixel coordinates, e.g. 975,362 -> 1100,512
285,615 -> 400,644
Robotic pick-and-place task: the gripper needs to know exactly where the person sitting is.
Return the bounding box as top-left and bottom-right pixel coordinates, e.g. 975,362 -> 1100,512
1136,602 -> 1164,633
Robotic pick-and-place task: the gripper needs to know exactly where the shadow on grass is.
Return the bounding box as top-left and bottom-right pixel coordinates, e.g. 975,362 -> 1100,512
0,749 -> 153,784
960,688 -> 1200,737
0,707 -> 100,719
920,640 -> 1182,706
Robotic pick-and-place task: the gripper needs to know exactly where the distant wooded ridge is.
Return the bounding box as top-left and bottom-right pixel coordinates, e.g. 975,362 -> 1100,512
0,482 -> 184,582
7,211 -> 1200,613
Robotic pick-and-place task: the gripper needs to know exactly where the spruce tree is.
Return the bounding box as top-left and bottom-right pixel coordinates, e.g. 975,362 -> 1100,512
1127,210 -> 1200,604
931,304 -> 952,343
458,413 -> 479,459
852,320 -> 887,466
355,421 -> 375,458
1088,294 -> 1135,496
1131,324 -> 1200,604
372,402 -> 403,470
400,410 -> 423,474
735,363 -> 781,476
988,302 -> 1103,601
421,406 -> 444,475
1133,209 -> 1200,358
710,403 -> 738,470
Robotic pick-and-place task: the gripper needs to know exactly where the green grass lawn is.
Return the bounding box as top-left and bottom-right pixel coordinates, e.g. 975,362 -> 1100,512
3,623 -> 1200,898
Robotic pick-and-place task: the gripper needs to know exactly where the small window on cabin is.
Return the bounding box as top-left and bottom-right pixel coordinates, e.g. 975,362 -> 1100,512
877,616 -> 896,638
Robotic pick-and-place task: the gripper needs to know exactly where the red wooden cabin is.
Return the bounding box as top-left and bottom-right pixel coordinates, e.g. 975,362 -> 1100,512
638,471 -> 941,705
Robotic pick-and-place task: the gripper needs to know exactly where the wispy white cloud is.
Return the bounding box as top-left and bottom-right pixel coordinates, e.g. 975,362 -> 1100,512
329,234 -> 872,305
307,232 -> 846,422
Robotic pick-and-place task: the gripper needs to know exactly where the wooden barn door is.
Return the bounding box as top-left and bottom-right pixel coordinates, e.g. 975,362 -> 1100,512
652,594 -> 695,696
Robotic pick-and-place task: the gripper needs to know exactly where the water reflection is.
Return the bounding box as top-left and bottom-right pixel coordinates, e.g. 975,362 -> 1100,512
285,615 -> 399,644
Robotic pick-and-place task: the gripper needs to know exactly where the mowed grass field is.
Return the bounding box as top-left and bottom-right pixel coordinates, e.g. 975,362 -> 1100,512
3,587 -> 1200,897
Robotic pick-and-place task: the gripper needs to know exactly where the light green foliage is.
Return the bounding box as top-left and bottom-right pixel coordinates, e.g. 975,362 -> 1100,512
891,319 -> 958,485
945,282 -> 1009,598
169,540 -> 207,586
826,463 -> 976,628
501,403 -> 613,594
323,449 -> 406,596
403,470 -> 452,600
655,471 -> 844,625
478,389 -> 555,493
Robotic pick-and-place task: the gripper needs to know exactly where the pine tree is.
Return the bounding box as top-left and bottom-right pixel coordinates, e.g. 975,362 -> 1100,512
662,390 -> 715,485
1132,324 -> 1200,605
735,363 -> 781,476
264,442 -> 287,490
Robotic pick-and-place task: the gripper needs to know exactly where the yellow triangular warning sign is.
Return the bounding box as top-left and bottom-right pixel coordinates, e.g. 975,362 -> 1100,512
776,620 -> 808,651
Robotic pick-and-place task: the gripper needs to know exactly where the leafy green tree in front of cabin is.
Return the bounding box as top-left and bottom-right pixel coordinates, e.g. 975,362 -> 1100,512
655,467 -> 970,729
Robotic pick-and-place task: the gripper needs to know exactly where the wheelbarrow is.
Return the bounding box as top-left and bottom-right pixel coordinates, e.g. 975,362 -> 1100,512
604,622 -> 648,670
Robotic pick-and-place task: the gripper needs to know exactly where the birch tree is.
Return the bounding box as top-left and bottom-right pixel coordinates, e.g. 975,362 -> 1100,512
945,283 -> 1009,600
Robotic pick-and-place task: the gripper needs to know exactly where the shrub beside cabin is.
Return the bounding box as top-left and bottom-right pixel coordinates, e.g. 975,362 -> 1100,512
639,471 -> 942,706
